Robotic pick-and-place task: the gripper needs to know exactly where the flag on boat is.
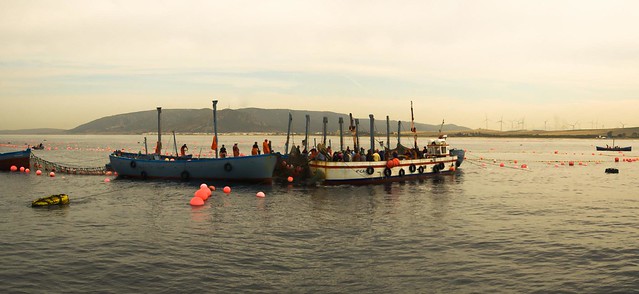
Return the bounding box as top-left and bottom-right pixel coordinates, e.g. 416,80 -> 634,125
211,135 -> 218,150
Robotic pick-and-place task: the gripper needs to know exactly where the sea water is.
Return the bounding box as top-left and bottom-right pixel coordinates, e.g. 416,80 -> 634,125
1,135 -> 638,293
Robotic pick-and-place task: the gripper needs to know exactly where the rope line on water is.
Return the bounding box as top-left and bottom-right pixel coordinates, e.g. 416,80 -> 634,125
30,154 -> 108,175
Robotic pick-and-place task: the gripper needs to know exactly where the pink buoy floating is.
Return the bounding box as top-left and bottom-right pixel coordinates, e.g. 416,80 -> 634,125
256,191 -> 265,198
36,170 -> 42,176
287,176 -> 293,183
49,172 -> 55,177
19,166 -> 25,172
25,168 -> 30,173
208,185 -> 216,191
10,165 -> 17,172
104,178 -> 111,183
223,186 -> 231,194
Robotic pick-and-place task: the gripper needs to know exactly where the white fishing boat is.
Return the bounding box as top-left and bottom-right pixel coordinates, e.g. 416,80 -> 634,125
308,102 -> 464,185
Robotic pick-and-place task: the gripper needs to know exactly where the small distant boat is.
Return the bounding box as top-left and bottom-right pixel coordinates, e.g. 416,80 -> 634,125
596,146 -> 631,152
109,101 -> 278,183
0,148 -> 31,171
596,138 -> 631,152
31,143 -> 45,150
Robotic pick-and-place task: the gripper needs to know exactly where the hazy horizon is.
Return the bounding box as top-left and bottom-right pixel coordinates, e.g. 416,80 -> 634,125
2,1 -> 638,131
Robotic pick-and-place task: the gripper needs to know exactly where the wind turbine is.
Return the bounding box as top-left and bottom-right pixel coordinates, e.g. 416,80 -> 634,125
620,122 -> 626,129
497,115 -> 504,132
484,114 -> 490,130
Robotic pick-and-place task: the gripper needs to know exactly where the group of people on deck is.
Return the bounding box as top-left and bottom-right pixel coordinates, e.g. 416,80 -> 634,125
303,144 -> 433,162
217,139 -> 273,158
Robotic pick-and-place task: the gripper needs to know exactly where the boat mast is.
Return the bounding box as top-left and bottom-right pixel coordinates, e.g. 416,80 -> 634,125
285,112 -> 292,154
369,114 -> 375,153
322,116 -> 328,146
212,100 -> 218,158
397,120 -> 402,147
304,114 -> 310,152
156,107 -> 162,154
355,118 -> 360,151
386,115 -> 390,151
410,101 -> 417,150
338,117 -> 344,152
349,113 -> 357,151
173,131 -> 178,156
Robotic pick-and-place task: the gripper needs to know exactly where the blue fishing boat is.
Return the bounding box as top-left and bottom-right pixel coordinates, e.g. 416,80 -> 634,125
0,148 -> 31,171
109,101 -> 278,183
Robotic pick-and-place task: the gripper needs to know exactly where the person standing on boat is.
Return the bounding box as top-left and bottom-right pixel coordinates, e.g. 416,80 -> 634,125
233,143 -> 240,157
220,145 -> 227,158
252,142 -> 260,155
180,144 -> 188,156
262,139 -> 270,154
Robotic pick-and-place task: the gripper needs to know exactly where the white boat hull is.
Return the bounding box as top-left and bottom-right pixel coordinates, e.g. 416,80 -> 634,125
309,155 -> 458,185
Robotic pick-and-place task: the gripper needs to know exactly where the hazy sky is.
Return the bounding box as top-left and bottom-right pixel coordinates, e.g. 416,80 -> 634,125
1,0 -> 638,131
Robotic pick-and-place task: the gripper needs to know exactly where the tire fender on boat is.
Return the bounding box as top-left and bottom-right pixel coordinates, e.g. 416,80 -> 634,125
141,171 -> 148,180
130,160 -> 137,168
366,166 -> 374,175
383,167 -> 392,177
409,164 -> 416,173
399,168 -> 405,177
418,166 -> 425,174
181,171 -> 190,181
433,164 -> 440,173
224,162 -> 232,172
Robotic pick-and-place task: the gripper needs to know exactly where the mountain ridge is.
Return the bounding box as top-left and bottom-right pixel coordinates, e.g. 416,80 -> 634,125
57,108 -> 470,135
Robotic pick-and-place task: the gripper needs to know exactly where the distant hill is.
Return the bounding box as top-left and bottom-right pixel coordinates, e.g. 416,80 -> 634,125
66,108 -> 471,135
0,128 -> 66,135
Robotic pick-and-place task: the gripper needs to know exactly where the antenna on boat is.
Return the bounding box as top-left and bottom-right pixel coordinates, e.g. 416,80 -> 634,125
438,119 -> 445,136
410,101 -> 417,150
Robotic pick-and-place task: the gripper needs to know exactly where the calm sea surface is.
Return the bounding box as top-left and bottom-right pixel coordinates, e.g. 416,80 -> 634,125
1,135 -> 638,293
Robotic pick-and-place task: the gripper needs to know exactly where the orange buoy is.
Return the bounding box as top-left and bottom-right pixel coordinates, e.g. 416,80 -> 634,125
499,163 -> 505,167
287,176 -> 293,183
190,196 -> 204,206
10,165 -> 17,172
208,185 -> 216,191
19,166 -> 25,172
49,172 -> 56,177
36,170 -> 42,175
223,186 -> 231,194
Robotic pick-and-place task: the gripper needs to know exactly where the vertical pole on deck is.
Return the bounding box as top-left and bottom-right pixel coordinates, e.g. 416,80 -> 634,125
212,100 -> 218,158
322,116 -> 328,146
397,121 -> 402,146
156,107 -> 162,154
338,117 -> 344,151
386,115 -> 390,150
285,112 -> 292,154
369,114 -> 375,153
355,119 -> 360,151
144,137 -> 148,154
304,114 -> 310,152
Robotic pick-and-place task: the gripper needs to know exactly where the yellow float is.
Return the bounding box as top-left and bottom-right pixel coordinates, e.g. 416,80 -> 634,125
32,194 -> 69,207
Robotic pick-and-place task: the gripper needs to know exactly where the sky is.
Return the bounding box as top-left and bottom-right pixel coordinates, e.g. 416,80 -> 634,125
1,0 -> 638,131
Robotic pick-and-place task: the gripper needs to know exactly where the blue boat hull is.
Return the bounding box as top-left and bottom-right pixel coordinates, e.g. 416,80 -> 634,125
109,152 -> 278,183
0,149 -> 31,171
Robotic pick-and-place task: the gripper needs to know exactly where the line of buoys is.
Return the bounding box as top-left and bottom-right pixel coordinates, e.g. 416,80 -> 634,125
190,183 -> 214,206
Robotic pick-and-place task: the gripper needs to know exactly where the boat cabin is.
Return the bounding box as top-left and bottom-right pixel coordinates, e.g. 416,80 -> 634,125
427,136 -> 449,157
